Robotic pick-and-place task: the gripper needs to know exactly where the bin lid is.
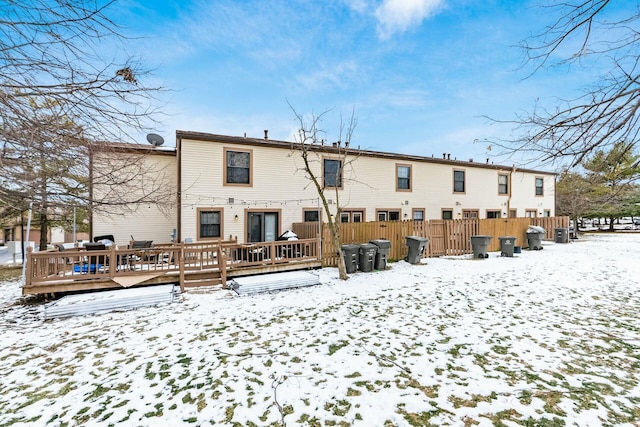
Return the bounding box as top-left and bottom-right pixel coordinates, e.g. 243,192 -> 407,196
498,236 -> 516,240
369,239 -> 391,249
359,243 -> 378,250
405,235 -> 428,242
341,244 -> 360,250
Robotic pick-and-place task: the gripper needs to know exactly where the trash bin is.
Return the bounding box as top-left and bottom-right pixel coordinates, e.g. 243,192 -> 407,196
470,235 -> 492,259
555,228 -> 569,244
526,225 -> 546,250
498,236 -> 516,257
341,244 -> 360,274
358,243 -> 377,272
405,236 -> 429,264
369,239 -> 391,270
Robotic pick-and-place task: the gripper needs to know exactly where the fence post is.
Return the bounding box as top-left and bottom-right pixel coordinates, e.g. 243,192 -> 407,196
218,246 -> 227,287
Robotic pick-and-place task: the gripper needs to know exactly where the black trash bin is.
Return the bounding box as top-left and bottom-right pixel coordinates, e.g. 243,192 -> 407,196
470,235 -> 492,259
369,239 -> 391,270
358,243 -> 377,272
405,236 -> 429,264
341,244 -> 360,274
498,236 -> 516,257
555,228 -> 569,244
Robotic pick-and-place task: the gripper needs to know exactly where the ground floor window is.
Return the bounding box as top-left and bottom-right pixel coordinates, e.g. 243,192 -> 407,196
525,209 -> 537,218
197,208 -> 222,239
340,210 -> 364,223
412,209 -> 425,221
462,209 -> 479,219
376,210 -> 401,221
442,209 -> 453,220
509,209 -> 517,218
486,210 -> 501,219
303,209 -> 320,222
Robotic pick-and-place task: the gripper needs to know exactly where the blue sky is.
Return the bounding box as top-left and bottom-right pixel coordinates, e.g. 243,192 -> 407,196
114,0 -> 629,168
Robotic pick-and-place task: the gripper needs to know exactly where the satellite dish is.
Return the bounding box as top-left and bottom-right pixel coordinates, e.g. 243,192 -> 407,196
146,133 -> 165,147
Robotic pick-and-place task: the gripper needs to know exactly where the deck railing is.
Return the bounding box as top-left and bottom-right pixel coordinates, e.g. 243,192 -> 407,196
24,238 -> 320,291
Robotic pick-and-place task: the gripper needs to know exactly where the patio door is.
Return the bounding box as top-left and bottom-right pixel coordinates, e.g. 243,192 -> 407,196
247,212 -> 278,242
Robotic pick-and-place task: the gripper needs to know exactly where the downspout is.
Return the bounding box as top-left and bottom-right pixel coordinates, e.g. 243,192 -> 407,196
176,134 -> 182,243
507,165 -> 515,218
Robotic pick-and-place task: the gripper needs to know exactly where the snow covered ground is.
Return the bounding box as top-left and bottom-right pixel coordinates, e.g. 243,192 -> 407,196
1,233 -> 639,426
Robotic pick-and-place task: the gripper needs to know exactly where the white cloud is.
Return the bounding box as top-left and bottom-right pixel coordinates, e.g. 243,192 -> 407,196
375,0 -> 444,39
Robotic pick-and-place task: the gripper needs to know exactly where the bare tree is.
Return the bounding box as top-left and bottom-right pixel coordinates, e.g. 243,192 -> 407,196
0,0 -> 169,245
494,1 -> 640,167
289,107 -> 359,280
0,0 -> 163,142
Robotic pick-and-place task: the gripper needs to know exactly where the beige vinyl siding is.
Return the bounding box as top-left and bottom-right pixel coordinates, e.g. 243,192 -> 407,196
93,152 -> 177,246
180,138 -> 555,242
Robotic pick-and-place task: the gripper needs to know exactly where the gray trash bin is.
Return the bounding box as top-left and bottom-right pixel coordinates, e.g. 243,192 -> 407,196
526,231 -> 544,250
555,228 -> 569,244
498,236 -> 516,257
358,243 -> 377,272
405,236 -> 428,264
470,235 -> 492,259
341,244 -> 360,274
369,239 -> 391,270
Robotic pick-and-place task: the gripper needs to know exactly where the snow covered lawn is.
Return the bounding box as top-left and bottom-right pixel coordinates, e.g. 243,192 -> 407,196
1,233 -> 639,426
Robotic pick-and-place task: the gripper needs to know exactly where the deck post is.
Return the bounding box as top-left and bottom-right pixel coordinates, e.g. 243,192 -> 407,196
109,245 -> 116,279
24,246 -> 33,287
179,244 -> 185,293
270,241 -> 275,265
218,246 -> 227,287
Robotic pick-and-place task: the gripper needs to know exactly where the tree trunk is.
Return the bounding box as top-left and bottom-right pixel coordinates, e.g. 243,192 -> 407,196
608,216 -> 615,231
327,218 -> 347,280
39,212 -> 48,250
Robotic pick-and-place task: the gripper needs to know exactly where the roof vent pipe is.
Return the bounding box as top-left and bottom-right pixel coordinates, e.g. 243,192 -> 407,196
264,130 -> 268,140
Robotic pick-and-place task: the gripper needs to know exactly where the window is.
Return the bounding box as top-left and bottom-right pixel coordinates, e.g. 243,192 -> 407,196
198,209 -> 222,239
509,209 -> 517,218
340,210 -> 364,223
412,209 -> 425,221
396,164 -> 411,191
377,210 -> 400,221
323,158 -> 343,188
453,170 -> 465,193
498,174 -> 508,195
303,209 -> 320,222
535,177 -> 544,196
224,148 -> 252,185
462,209 -> 479,219
544,209 -> 551,217
486,210 -> 501,219
525,209 -> 537,218
442,209 -> 453,220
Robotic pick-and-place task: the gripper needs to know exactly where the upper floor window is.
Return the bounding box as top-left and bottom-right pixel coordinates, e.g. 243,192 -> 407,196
396,164 -> 411,191
198,209 -> 222,239
453,170 -> 465,193
535,177 -> 544,196
323,158 -> 343,188
498,174 -> 508,195
225,148 -> 252,186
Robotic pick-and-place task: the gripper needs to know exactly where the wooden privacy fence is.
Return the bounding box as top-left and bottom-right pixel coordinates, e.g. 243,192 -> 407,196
293,216 -> 569,267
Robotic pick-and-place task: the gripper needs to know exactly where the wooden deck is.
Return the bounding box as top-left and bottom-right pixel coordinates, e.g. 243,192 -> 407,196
23,239 -> 321,295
